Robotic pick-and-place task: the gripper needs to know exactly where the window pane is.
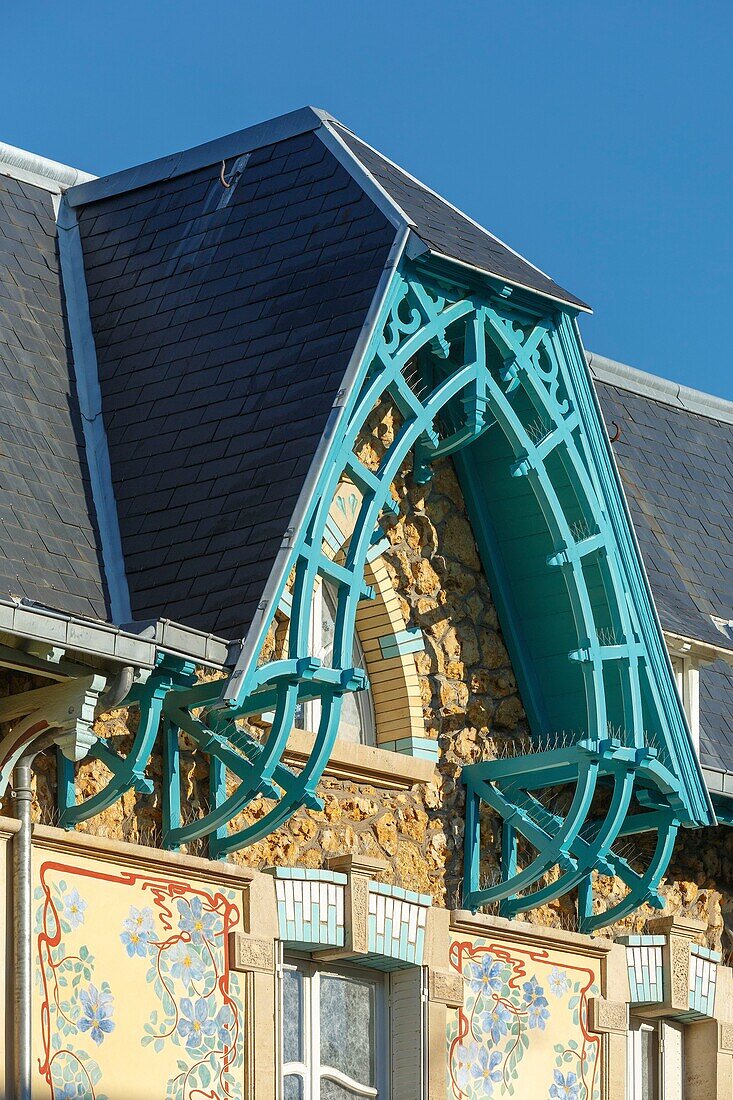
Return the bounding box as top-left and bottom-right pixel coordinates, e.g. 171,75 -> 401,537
320,972 -> 375,1085
283,968 -> 304,1063
640,1026 -> 659,1100
321,1079 -> 362,1099
322,582 -> 375,745
283,1075 -> 304,1100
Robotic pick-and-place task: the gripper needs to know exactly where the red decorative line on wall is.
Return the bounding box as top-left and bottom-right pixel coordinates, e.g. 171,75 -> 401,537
448,938 -> 600,1100
36,859 -> 241,1100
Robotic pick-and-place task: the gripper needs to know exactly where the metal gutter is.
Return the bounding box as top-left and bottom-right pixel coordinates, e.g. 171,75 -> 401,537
664,629 -> 733,665
222,223 -> 412,704
0,141 -> 95,194
0,598 -> 232,670
57,196 -> 132,624
65,106 -> 326,208
587,351 -> 733,425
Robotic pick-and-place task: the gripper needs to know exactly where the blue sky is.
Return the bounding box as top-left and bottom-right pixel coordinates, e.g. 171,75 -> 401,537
7,1 -> 732,399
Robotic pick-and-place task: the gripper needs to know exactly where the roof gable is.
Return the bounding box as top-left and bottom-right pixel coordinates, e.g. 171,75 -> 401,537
75,129 -> 395,637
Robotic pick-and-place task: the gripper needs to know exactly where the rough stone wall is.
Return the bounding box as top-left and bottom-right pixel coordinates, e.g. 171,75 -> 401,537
4,400 -> 732,949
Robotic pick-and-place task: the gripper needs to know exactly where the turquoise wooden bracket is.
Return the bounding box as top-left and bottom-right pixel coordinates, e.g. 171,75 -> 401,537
54,260 -> 712,926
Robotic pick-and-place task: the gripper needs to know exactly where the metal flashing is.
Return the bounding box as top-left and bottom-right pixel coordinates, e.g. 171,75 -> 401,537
587,351 -> 733,426
422,248 -> 594,314
56,196 -> 132,624
65,105 -> 326,208
317,120 -> 410,232
0,141 -> 95,193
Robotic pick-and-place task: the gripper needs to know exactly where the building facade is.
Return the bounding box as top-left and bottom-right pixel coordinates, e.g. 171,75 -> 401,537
0,107 -> 731,1099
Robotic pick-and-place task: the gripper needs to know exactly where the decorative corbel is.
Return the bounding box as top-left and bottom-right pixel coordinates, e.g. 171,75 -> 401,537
314,854 -> 388,961
588,997 -> 629,1034
0,673 -> 107,802
647,914 -> 706,1016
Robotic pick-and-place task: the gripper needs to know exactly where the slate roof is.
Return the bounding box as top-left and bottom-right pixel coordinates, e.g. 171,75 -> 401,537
592,356 -> 733,771
76,128 -> 395,638
593,371 -> 733,649
0,173 -> 108,619
699,659 -> 733,772
0,110 -> 729,772
331,123 -> 590,312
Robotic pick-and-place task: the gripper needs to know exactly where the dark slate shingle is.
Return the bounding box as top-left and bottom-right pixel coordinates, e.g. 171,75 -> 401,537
595,380 -> 733,648
332,123 -> 589,312
0,175 -> 108,619
700,659 -> 733,772
77,131 -> 395,639
595,376 -> 733,771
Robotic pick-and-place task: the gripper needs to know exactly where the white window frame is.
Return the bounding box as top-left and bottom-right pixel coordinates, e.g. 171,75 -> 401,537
280,957 -> 389,1099
670,652 -> 700,754
627,1017 -> 684,1100
298,581 -> 376,746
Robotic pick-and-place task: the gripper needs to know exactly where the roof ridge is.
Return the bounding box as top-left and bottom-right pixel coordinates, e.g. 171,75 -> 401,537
587,351 -> 733,426
66,106 -> 326,208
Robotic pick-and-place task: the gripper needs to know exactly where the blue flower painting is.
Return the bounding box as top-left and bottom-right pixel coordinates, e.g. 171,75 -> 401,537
470,1048 -> 502,1096
448,938 -> 600,1100
470,955 -> 504,997
549,1069 -> 581,1100
37,864 -> 244,1100
77,983 -> 115,1046
120,906 -> 155,957
176,896 -> 218,945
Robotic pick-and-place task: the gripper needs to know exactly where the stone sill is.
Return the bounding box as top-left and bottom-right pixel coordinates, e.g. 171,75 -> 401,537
0,815 -> 255,885
285,730 -> 436,790
450,909 -> 614,958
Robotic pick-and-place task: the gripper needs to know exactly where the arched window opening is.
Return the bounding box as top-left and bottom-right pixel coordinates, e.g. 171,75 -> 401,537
295,580 -> 376,745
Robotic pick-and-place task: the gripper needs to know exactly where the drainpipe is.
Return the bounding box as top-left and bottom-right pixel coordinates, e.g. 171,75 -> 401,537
12,734 -> 57,1100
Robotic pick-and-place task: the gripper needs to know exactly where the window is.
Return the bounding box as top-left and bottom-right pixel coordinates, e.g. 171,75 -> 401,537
295,581 -> 376,745
670,652 -> 700,754
627,1018 -> 684,1100
281,959 -> 388,1098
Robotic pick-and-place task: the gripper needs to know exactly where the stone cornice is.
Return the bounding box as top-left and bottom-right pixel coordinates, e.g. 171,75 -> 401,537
450,910 -> 613,958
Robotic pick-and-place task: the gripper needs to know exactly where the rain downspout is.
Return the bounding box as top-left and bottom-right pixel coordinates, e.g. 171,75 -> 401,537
12,733 -> 57,1100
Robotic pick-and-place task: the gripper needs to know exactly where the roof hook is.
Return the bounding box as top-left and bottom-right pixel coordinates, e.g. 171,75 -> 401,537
609,421 -> 621,443
220,159 -> 233,189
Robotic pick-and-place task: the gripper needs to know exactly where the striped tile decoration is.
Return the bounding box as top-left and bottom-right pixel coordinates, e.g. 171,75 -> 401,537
683,944 -> 720,1020
619,936 -> 665,1003
378,736 -> 439,761
366,882 -> 430,970
378,628 -> 425,661
268,868 -> 347,948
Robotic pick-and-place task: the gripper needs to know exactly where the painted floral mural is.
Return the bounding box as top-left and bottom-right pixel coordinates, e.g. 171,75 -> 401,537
448,937 -> 600,1100
35,861 -> 244,1100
